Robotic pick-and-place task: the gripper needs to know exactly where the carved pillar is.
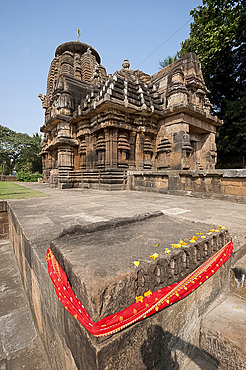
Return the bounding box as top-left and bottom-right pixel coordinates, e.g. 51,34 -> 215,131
143,137 -> 153,169
181,134 -> 193,170
112,129 -> 118,168
85,134 -> 92,169
118,132 -> 130,169
135,131 -> 144,170
42,153 -> 49,182
58,146 -> 73,176
48,152 -> 53,170
156,138 -> 172,169
96,133 -> 106,169
105,129 -> 110,168
92,134 -> 97,169
79,138 -> 86,170
128,131 -> 136,169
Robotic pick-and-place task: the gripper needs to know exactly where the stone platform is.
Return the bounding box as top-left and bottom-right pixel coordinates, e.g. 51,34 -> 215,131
51,213 -> 230,321
2,183 -> 246,369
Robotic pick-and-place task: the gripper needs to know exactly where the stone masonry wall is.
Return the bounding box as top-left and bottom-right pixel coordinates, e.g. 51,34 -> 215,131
0,176 -> 17,181
7,204 -> 78,370
128,169 -> 246,203
0,201 -> 9,239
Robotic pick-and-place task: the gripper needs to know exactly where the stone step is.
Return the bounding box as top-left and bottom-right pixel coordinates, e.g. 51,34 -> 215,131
200,296 -> 246,370
182,348 -> 219,370
230,253 -> 246,300
0,239 -> 52,370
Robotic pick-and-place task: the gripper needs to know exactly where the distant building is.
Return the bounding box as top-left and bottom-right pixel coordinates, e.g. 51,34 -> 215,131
39,41 -> 222,189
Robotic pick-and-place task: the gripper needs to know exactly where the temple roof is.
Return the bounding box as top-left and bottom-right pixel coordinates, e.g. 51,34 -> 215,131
55,41 -> 101,64
78,61 -> 164,116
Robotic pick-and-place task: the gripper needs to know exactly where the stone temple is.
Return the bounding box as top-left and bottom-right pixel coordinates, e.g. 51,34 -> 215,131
39,41 -> 222,189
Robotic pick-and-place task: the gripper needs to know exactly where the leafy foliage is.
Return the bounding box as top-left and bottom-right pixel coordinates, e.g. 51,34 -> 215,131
0,125 -> 43,174
16,171 -> 43,182
159,54 -> 178,69
178,0 -> 246,157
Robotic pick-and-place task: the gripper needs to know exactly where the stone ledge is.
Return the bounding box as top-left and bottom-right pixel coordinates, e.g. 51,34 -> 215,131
51,213 -> 230,321
200,296 -> 246,370
128,170 -> 246,203
0,201 -> 8,239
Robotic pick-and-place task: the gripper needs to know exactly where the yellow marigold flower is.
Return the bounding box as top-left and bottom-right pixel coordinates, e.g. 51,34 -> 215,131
210,229 -> 215,232
135,295 -> 144,303
165,249 -> 171,253
144,290 -> 152,297
149,253 -> 159,260
221,226 -> 225,229
207,232 -> 212,235
201,235 -> 206,239
133,261 -> 140,267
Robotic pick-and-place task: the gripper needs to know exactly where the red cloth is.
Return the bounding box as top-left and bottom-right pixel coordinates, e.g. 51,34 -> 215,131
46,240 -> 233,337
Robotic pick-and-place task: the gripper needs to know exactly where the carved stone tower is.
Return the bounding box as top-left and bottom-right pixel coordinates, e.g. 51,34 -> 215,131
39,41 -> 222,189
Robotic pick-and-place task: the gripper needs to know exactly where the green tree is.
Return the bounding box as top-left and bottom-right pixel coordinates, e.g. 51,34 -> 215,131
0,125 -> 43,174
178,0 -> 246,158
15,133 -> 43,173
159,54 -> 178,69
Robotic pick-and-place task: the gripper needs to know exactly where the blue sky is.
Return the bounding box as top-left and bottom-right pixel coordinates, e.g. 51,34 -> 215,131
0,0 -> 201,135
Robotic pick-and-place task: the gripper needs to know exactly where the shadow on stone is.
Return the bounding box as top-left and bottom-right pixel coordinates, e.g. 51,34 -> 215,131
140,325 -> 219,370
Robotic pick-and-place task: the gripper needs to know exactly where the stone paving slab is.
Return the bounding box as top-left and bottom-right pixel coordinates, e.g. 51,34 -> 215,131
9,182 -> 246,251
0,240 -> 51,370
200,295 -> 246,370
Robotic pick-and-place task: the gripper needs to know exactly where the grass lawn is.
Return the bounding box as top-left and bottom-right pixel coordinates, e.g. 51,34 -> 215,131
0,182 -> 49,200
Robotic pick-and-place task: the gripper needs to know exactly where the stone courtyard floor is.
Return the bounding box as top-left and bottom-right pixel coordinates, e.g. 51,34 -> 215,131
1,183 -> 246,369
11,182 -> 246,251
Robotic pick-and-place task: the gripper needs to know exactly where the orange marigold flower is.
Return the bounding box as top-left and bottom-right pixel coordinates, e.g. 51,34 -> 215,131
155,243 -> 159,247
190,235 -> 198,243
179,239 -> 187,246
149,253 -> 159,260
